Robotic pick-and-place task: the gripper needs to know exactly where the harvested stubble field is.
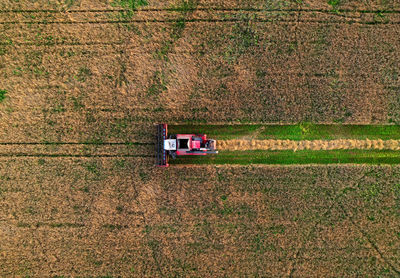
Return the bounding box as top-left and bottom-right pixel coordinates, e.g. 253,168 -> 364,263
1,0 -> 400,276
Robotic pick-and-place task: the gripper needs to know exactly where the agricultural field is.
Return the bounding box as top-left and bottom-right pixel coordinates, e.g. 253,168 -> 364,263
1,0 -> 400,277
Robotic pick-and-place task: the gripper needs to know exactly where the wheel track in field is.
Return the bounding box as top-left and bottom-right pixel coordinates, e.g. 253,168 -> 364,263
0,141 -> 154,158
0,41 -> 125,46
1,18 -> 399,25
0,142 -> 153,145
1,7 -> 400,25
0,154 -> 153,157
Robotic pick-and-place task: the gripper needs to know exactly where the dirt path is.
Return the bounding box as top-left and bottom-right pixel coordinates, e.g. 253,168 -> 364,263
218,139 -> 400,151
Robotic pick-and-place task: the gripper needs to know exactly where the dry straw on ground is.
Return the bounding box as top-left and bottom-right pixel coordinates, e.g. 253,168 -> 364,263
218,139 -> 400,151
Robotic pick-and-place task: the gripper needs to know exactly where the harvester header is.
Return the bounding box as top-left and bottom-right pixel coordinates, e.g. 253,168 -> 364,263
156,124 -> 218,167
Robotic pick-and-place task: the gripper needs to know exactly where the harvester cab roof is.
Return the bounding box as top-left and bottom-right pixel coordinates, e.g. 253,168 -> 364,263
164,139 -> 177,151
156,124 -> 218,167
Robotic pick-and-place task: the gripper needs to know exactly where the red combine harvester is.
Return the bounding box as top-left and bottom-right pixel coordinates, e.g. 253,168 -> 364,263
156,124 -> 218,167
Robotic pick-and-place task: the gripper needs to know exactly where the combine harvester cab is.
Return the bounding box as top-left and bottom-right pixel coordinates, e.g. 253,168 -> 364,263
156,124 -> 218,167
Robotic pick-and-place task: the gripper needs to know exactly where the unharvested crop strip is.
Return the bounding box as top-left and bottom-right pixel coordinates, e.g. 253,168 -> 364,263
337,202 -> 400,275
218,139 -> 400,151
288,185 -> 342,277
324,173 -> 400,276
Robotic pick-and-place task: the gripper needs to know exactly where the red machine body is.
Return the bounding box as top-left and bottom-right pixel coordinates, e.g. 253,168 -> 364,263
175,134 -> 211,156
156,124 -> 218,167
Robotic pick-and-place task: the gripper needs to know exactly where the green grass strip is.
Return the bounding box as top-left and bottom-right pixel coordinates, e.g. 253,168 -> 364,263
169,124 -> 400,141
170,150 -> 400,165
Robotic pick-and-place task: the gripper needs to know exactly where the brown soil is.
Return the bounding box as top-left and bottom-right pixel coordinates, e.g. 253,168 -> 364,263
1,1 -> 400,145
1,0 -> 400,277
1,160 -> 399,276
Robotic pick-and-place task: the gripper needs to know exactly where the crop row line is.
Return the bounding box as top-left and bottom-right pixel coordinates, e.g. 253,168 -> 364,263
0,41 -> 125,46
0,142 -> 153,145
0,8 -> 400,13
3,41 -> 398,52
0,19 -> 398,25
0,154 -> 153,157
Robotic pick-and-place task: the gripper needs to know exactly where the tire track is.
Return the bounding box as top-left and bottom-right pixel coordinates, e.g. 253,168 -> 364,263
1,19 -> 399,25
0,154 -> 152,157
0,41 -> 125,46
338,202 -> 400,275
1,7 -> 399,27
0,142 -> 153,145
0,142 -> 154,158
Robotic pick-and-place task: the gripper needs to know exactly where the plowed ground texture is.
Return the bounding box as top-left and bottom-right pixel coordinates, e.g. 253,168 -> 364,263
1,0 -> 400,277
